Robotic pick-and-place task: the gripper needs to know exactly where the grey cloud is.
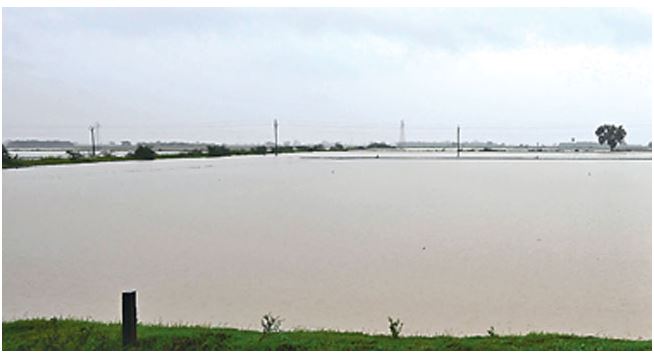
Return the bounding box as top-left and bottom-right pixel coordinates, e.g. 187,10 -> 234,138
2,8 -> 651,145
4,8 -> 651,50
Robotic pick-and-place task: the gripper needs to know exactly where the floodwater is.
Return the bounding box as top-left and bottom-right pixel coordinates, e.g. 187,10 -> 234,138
2,153 -> 651,338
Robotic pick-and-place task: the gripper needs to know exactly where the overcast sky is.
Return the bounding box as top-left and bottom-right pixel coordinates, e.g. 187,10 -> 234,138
2,7 -> 652,145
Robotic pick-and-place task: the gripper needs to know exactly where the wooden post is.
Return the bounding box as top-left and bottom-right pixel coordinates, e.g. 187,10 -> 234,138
122,291 -> 137,346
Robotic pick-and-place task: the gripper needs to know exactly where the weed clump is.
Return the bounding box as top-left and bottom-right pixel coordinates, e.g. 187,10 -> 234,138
388,317 -> 403,338
261,313 -> 282,334
487,326 -> 497,337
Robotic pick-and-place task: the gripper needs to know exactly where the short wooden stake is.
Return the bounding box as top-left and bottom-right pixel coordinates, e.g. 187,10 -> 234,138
122,291 -> 137,346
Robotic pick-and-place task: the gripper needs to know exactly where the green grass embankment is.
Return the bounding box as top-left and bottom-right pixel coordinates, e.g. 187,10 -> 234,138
2,319 -> 651,351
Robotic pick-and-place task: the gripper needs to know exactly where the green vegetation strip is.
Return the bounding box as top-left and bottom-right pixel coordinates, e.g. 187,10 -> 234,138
2,155 -> 130,169
3,319 -> 651,351
1,143 -> 355,169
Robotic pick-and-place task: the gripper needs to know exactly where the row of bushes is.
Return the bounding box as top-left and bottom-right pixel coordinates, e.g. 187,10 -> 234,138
3,142 -> 397,168
130,142 -> 370,160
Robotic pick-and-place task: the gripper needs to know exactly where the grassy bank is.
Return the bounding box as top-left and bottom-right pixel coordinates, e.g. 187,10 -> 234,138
2,155 -> 131,169
2,319 -> 650,351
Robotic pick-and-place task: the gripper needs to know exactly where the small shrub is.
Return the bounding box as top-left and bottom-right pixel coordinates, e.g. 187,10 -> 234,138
251,146 -> 268,155
66,150 -> 83,160
207,145 -> 230,157
388,317 -> 403,338
261,313 -> 282,334
130,145 -> 157,160
487,326 -> 496,337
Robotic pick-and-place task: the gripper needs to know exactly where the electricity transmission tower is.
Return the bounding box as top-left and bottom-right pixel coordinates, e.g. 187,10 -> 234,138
399,120 -> 406,148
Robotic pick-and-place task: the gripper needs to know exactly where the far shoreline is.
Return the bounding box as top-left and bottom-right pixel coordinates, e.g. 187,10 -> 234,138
3,148 -> 652,170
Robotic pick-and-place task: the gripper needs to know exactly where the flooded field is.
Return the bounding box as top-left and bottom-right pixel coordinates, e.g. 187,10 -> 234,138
2,153 -> 651,338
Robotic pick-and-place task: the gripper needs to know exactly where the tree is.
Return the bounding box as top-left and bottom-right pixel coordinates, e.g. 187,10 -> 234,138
130,145 -> 157,160
330,143 -> 346,151
595,124 -> 626,151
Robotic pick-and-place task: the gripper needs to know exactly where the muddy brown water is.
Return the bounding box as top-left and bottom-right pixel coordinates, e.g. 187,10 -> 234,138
2,153 -> 651,338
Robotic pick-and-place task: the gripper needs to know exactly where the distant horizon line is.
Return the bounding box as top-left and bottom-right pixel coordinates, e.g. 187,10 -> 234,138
3,138 -> 652,148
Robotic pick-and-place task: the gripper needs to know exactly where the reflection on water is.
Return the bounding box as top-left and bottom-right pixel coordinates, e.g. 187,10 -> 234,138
2,154 -> 651,338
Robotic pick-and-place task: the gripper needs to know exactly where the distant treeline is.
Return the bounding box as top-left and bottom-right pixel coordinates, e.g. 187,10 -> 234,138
4,140 -> 76,148
156,142 -> 396,158
2,142 -> 396,169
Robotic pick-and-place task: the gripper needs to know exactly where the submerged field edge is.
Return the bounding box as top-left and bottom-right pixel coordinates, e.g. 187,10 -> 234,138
2,319 -> 651,351
3,151 -> 652,170
1,150 -> 272,169
300,155 -> 652,161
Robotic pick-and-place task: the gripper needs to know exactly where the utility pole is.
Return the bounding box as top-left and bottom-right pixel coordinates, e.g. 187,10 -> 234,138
273,119 -> 279,156
399,120 -> 406,148
456,125 -> 461,158
89,125 -> 96,157
95,122 -> 101,151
